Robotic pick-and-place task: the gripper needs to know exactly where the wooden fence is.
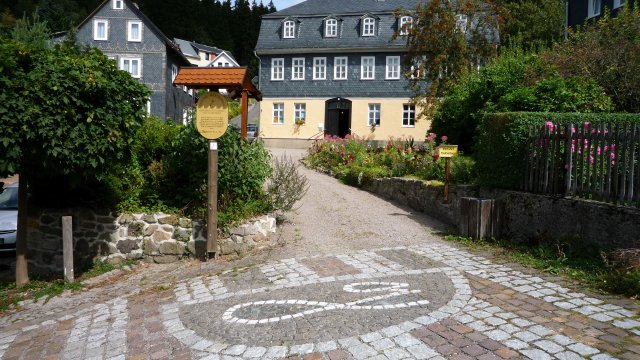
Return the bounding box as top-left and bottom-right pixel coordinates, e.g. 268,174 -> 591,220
524,122 -> 640,207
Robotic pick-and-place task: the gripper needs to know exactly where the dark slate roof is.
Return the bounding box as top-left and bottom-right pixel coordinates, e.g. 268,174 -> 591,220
190,41 -> 224,54
267,0 -> 419,17
174,38 -> 199,58
256,0 -> 418,54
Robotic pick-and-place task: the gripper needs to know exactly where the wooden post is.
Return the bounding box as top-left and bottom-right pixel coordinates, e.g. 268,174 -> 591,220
207,140 -> 219,258
444,157 -> 451,202
62,216 -> 74,282
241,89 -> 248,138
15,175 -> 29,286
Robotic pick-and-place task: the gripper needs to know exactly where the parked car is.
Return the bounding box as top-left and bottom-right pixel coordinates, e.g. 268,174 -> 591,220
247,123 -> 259,141
0,182 -> 18,252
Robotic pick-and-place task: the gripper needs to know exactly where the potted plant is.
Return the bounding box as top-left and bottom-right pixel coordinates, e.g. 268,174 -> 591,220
295,118 -> 305,125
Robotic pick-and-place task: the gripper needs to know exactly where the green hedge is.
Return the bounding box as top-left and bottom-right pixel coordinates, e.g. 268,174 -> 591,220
476,112 -> 640,188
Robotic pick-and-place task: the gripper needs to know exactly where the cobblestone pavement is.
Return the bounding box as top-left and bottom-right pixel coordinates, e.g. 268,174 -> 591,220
1,150 -> 639,359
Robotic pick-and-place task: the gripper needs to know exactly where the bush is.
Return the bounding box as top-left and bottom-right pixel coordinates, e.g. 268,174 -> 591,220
475,112 -> 640,188
543,5 -> 640,112
450,156 -> 476,184
338,164 -> 391,188
266,156 -> 309,215
431,49 -> 612,153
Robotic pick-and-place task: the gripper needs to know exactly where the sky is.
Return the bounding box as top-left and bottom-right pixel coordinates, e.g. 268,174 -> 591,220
271,0 -> 305,11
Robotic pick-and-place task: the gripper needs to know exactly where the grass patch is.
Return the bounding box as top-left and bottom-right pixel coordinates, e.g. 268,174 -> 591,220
442,235 -> 640,298
0,259 -> 136,314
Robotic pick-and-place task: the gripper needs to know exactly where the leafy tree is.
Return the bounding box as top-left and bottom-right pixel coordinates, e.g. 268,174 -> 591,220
543,4 -> 640,112
0,35 -> 149,285
401,0 -> 502,118
497,0 -> 565,49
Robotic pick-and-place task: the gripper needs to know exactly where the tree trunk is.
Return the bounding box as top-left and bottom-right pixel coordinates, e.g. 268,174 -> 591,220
15,174 -> 29,286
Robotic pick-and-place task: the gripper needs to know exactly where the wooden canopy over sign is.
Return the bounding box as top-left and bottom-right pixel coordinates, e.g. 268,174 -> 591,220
174,66 -> 261,137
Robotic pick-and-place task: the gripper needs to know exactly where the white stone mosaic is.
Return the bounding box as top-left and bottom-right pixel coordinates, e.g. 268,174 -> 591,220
162,249 -> 472,358
221,282 -> 429,324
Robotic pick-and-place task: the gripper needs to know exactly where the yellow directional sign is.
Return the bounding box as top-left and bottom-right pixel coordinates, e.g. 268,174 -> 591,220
438,145 -> 458,158
196,92 -> 228,140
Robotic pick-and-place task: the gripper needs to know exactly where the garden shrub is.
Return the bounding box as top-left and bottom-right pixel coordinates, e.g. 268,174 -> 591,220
542,4 -> 640,112
339,164 -> 391,188
476,112 -> 640,189
266,156 -> 309,216
450,156 -> 477,185
431,49 -> 612,153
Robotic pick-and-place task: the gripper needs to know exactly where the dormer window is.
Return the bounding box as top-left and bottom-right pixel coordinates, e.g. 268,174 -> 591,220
399,16 -> 412,36
283,20 -> 296,38
113,0 -> 123,9
325,19 -> 338,37
362,17 -> 376,37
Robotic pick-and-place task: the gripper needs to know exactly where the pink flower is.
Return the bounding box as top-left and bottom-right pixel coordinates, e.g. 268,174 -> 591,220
441,135 -> 448,142
545,121 -> 554,130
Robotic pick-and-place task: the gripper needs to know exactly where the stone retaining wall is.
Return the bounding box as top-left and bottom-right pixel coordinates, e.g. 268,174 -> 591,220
363,177 -> 640,249
26,209 -> 276,276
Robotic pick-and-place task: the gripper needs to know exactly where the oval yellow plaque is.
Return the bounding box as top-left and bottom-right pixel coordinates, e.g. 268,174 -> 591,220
196,92 -> 229,140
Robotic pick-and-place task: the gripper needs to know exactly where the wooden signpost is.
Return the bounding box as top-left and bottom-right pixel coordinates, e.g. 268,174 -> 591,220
438,145 -> 459,202
195,92 -> 228,259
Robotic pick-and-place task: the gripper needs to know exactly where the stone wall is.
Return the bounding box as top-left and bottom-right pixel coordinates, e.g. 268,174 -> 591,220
481,190 -> 640,249
26,209 -> 276,276
363,178 -> 478,227
363,177 -> 640,249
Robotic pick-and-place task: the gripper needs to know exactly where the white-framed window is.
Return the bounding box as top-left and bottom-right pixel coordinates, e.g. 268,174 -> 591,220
271,58 -> 284,80
614,0 -> 626,9
93,19 -> 109,41
292,57 -> 305,80
368,104 -> 380,126
294,103 -> 306,124
362,17 -> 375,36
325,19 -> 338,37
273,103 -> 284,124
403,104 -> 415,127
171,64 -> 178,83
120,57 -> 142,78
113,0 -> 124,9
334,57 -> 348,80
283,20 -> 296,38
313,57 -> 326,80
361,56 -> 375,80
399,16 -> 412,35
204,52 -> 210,61
588,0 -> 601,18
128,21 -> 142,42
456,14 -> 468,33
386,56 -> 400,80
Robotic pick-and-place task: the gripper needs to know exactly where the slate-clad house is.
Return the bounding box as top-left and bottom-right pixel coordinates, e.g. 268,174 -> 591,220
255,0 -> 427,148
74,0 -> 193,122
174,38 -> 241,68
567,0 -> 629,28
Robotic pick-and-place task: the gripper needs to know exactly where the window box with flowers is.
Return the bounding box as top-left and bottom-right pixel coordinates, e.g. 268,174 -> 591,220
294,103 -> 306,125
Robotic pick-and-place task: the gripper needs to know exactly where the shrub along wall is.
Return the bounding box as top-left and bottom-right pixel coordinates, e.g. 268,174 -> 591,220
475,112 -> 640,189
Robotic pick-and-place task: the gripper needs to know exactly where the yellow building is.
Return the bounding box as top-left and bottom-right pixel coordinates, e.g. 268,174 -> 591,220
255,0 -> 427,148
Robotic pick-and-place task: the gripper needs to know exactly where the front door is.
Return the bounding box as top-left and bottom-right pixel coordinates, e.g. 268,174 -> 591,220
325,97 -> 352,138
